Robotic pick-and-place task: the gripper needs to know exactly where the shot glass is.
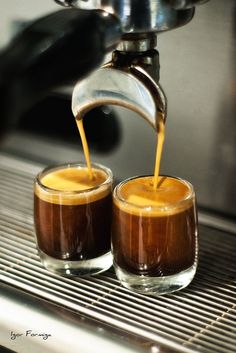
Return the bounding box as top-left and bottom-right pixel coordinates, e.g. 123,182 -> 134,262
34,162 -> 113,276
112,175 -> 198,295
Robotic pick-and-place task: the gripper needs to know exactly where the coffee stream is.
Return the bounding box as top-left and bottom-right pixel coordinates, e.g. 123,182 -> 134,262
76,114 -> 165,189
153,118 -> 165,190
76,118 -> 93,179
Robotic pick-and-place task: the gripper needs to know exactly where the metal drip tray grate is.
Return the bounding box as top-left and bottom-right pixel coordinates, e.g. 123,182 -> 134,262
0,153 -> 236,353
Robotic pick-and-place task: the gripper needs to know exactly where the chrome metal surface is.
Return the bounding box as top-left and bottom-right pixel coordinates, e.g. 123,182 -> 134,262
55,0 -> 209,9
1,153 -> 236,353
72,48 -> 166,130
72,67 -> 164,130
0,283 -> 150,353
55,0 -> 195,33
117,35 -> 157,52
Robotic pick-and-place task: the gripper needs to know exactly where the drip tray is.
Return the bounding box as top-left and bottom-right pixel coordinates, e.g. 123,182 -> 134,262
0,153 -> 236,353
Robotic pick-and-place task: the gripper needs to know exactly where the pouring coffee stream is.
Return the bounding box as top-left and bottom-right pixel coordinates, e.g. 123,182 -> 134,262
76,119 -> 93,180
153,118 -> 165,190
73,35 -> 167,189
76,112 -> 165,190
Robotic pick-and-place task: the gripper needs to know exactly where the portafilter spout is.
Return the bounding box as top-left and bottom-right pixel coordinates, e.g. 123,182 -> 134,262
72,34 -> 166,131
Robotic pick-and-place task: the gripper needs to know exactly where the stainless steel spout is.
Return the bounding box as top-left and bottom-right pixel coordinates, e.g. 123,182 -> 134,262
72,35 -> 166,131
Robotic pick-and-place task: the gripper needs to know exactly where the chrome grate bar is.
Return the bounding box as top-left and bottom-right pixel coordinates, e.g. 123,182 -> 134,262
0,153 -> 236,353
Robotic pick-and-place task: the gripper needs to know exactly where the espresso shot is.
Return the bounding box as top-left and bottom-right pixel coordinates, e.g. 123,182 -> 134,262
112,176 -> 198,295
34,163 -> 113,276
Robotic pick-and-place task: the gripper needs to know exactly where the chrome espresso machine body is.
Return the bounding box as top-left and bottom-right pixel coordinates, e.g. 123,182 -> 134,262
0,1 -> 236,353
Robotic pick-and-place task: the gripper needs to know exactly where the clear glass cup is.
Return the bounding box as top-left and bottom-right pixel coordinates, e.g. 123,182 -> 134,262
34,162 -> 113,276
112,175 -> 198,295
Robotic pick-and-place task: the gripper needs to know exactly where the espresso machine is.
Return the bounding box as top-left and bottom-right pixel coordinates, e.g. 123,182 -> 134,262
0,0 -> 208,131
0,1 -> 236,353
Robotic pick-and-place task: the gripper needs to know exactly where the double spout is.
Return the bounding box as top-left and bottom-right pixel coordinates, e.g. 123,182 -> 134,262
72,35 -> 166,131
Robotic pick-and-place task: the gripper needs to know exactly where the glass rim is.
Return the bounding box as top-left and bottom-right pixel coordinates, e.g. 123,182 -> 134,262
113,174 -> 195,212
35,162 -> 113,195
